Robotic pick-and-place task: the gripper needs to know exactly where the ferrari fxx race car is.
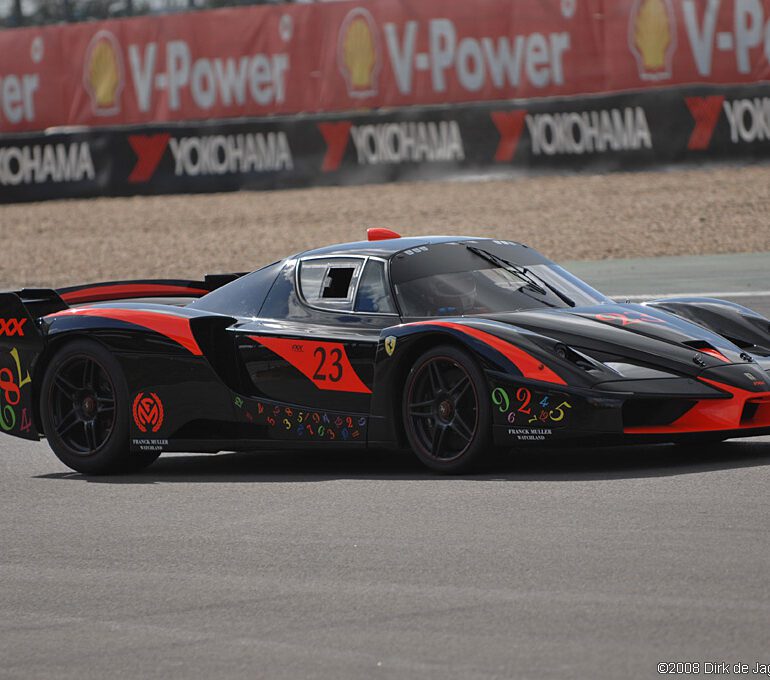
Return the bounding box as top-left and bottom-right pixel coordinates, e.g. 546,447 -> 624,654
1,230 -> 769,474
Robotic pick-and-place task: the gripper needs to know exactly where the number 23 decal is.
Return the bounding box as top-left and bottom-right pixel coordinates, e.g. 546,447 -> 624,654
248,336 -> 372,394
313,347 -> 343,382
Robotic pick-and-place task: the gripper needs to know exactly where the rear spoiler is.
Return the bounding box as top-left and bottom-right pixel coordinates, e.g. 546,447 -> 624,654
4,289 -> 67,320
56,273 -> 247,306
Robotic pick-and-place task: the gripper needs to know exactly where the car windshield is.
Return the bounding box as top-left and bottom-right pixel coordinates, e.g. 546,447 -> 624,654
390,241 -> 607,317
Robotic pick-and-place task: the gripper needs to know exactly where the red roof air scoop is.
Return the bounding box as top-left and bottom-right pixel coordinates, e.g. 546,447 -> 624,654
367,228 -> 402,241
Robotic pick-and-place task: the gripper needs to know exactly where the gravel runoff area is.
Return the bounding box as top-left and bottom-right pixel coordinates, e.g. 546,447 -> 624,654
1,164 -> 770,288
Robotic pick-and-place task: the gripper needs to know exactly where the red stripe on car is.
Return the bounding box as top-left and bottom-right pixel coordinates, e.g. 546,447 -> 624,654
624,377 -> 770,434
406,321 -> 566,385
48,308 -> 203,355
698,348 -> 731,363
249,335 -> 371,394
60,283 -> 209,304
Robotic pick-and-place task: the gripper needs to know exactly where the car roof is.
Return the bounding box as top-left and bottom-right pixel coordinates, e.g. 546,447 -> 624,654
296,235 -> 528,259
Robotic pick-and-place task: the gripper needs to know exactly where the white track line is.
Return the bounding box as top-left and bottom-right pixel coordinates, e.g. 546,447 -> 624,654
616,290 -> 770,301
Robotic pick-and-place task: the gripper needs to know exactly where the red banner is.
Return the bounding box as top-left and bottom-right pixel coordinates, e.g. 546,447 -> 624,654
2,0 -> 770,134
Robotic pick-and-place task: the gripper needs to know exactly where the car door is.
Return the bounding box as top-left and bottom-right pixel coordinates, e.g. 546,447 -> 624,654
233,256 -> 399,416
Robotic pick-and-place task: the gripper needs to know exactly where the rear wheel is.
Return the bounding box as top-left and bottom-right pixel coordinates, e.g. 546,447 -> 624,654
40,340 -> 159,474
402,345 -> 492,473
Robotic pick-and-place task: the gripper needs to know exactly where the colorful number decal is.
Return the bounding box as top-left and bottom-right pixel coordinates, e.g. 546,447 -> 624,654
233,394 -> 367,443
549,401 -> 572,422
0,348 -> 32,432
0,403 -> 15,431
491,387 -> 510,413
20,409 -> 32,433
515,387 -> 532,414
492,383 -> 573,430
0,368 -> 21,406
10,349 -> 31,390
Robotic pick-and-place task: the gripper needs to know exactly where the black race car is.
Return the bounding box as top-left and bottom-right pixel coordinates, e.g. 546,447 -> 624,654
1,230 -> 769,474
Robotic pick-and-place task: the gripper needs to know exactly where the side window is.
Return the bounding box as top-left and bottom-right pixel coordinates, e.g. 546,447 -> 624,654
299,258 -> 364,311
355,260 -> 397,314
322,268 -> 355,299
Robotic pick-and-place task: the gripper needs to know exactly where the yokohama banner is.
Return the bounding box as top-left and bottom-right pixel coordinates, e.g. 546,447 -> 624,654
4,83 -> 770,202
5,0 -> 770,134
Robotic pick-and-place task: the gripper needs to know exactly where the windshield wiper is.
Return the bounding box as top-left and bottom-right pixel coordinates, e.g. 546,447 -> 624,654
466,245 -> 576,307
466,245 -> 547,295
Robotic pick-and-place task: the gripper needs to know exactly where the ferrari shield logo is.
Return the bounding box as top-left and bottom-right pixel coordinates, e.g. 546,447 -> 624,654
384,336 -> 397,356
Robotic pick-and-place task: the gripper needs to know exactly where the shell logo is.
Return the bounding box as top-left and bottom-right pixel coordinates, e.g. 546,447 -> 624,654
628,0 -> 677,80
83,30 -> 125,116
338,7 -> 381,99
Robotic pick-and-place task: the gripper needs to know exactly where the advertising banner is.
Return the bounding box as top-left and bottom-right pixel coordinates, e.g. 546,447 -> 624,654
3,83 -> 770,202
4,0 -> 770,134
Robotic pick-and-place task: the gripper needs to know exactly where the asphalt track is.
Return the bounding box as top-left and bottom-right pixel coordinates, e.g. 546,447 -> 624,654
1,253 -> 770,680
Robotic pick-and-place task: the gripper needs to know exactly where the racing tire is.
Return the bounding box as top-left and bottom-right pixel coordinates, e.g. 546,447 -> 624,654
402,345 -> 492,474
40,339 -> 160,475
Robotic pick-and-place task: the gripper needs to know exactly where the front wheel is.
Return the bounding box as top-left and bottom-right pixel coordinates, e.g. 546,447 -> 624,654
40,339 -> 159,474
402,345 -> 492,473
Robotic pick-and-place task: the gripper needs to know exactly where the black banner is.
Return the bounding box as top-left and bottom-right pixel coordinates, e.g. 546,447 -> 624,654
2,84 -> 770,203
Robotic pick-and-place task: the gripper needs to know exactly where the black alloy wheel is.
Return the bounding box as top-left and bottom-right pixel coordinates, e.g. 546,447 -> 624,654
403,345 -> 492,473
40,339 -> 160,474
47,354 -> 116,455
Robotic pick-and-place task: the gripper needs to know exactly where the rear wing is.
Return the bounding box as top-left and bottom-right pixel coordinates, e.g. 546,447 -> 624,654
0,291 -> 48,349
56,274 -> 246,306
0,291 -> 48,440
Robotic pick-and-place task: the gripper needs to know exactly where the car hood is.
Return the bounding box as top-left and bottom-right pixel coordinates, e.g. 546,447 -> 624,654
485,302 -> 751,376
